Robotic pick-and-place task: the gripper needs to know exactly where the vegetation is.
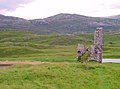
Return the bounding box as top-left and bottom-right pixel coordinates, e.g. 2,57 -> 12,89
103,31 -> 120,58
0,29 -> 119,61
1,13 -> 120,34
0,62 -> 120,89
0,29 -> 119,89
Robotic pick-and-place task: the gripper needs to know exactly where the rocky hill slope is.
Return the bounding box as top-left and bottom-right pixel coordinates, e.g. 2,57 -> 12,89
0,13 -> 120,33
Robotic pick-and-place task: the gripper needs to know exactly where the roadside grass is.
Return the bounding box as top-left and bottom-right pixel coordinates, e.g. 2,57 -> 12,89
0,62 -> 119,89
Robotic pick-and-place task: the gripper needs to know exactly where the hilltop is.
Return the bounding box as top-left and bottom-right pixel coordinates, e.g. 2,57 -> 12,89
106,15 -> 120,19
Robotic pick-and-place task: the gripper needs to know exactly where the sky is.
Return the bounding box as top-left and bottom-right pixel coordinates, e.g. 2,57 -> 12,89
0,0 -> 120,19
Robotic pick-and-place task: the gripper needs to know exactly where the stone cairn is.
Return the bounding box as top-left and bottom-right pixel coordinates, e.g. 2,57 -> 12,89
77,28 -> 104,63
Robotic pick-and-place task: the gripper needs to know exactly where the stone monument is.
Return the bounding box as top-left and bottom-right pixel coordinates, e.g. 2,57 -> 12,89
77,27 -> 104,63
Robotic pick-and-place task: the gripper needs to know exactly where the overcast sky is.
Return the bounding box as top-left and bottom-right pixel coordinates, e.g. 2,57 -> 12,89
0,0 -> 120,19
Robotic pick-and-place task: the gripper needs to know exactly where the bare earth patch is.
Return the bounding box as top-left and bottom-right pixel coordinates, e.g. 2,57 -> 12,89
0,59 -> 120,66
0,61 -> 48,65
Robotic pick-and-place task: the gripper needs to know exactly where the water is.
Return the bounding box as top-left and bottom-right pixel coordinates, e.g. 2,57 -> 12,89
102,59 -> 120,63
0,64 -> 11,68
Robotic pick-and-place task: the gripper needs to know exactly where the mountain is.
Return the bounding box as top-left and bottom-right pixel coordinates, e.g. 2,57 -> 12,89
106,15 -> 120,20
0,14 -> 31,29
0,13 -> 120,34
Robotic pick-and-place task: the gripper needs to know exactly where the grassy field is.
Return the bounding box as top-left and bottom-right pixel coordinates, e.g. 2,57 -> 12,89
0,29 -> 120,89
0,29 -> 120,61
0,29 -> 91,61
0,62 -> 120,89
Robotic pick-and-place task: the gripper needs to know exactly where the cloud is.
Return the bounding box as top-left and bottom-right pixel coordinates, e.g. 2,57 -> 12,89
3,0 -> 120,19
0,0 -> 34,11
110,1 -> 120,9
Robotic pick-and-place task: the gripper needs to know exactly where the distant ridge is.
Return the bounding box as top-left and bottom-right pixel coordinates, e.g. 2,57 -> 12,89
106,15 -> 120,19
0,13 -> 120,33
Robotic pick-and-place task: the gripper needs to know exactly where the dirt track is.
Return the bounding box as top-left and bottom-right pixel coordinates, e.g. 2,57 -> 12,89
0,61 -> 48,65
0,59 -> 120,66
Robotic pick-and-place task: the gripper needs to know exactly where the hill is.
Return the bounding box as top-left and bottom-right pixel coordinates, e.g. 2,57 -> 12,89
1,13 -> 120,33
106,15 -> 120,19
0,29 -> 120,61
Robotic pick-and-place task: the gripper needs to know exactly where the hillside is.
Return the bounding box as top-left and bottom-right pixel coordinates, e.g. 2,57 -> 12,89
0,29 -> 120,61
0,30 -> 119,89
106,15 -> 120,19
1,13 -> 120,33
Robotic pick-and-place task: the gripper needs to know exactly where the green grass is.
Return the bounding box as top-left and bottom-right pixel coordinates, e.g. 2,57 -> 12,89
0,62 -> 120,89
103,32 -> 120,58
0,29 -> 119,89
0,29 -> 120,61
0,30 -> 89,61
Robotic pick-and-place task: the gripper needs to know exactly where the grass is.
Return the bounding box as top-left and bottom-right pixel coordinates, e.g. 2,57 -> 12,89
0,62 -> 120,89
0,29 -> 119,61
0,30 -> 85,61
0,29 -> 119,89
